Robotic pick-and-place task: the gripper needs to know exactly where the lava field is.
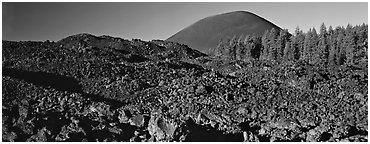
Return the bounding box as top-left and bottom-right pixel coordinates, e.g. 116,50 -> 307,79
2,33 -> 368,142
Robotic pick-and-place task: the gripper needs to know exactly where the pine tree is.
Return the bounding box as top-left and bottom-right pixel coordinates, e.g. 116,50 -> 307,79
261,30 -> 270,60
277,29 -> 289,62
327,25 -> 337,65
249,35 -> 257,60
336,27 -> 346,65
328,44 -> 336,66
283,41 -> 291,61
354,23 -> 368,66
328,26 -> 334,35
228,35 -> 237,61
293,27 -> 305,60
236,34 -> 245,60
215,39 -> 226,57
243,35 -> 253,61
309,28 -> 319,64
303,28 -> 312,62
251,35 -> 262,59
317,23 -> 329,66
290,36 -> 298,61
344,24 -> 355,65
319,23 -> 327,36
268,28 -> 278,60
290,41 -> 296,61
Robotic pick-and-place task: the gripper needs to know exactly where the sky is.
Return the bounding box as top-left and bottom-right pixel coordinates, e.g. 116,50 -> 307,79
2,2 -> 368,41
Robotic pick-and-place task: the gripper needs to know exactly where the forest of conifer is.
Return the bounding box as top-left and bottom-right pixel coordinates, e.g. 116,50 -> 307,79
211,23 -> 368,69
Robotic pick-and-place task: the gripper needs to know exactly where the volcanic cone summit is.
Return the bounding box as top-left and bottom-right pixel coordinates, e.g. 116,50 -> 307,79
166,11 -> 281,52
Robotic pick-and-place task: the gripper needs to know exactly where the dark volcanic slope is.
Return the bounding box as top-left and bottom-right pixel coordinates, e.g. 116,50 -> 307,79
166,11 -> 281,52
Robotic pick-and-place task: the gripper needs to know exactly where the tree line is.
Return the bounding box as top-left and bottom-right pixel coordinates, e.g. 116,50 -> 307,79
210,23 -> 368,68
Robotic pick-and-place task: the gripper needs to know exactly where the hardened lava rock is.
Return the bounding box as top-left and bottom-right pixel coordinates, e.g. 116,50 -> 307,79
2,34 -> 368,142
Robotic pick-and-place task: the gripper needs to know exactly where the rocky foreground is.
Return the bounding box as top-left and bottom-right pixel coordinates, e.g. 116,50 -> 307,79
2,34 -> 368,142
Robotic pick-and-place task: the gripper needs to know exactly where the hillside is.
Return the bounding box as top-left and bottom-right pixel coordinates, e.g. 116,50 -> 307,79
2,23 -> 368,142
166,11 -> 281,52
